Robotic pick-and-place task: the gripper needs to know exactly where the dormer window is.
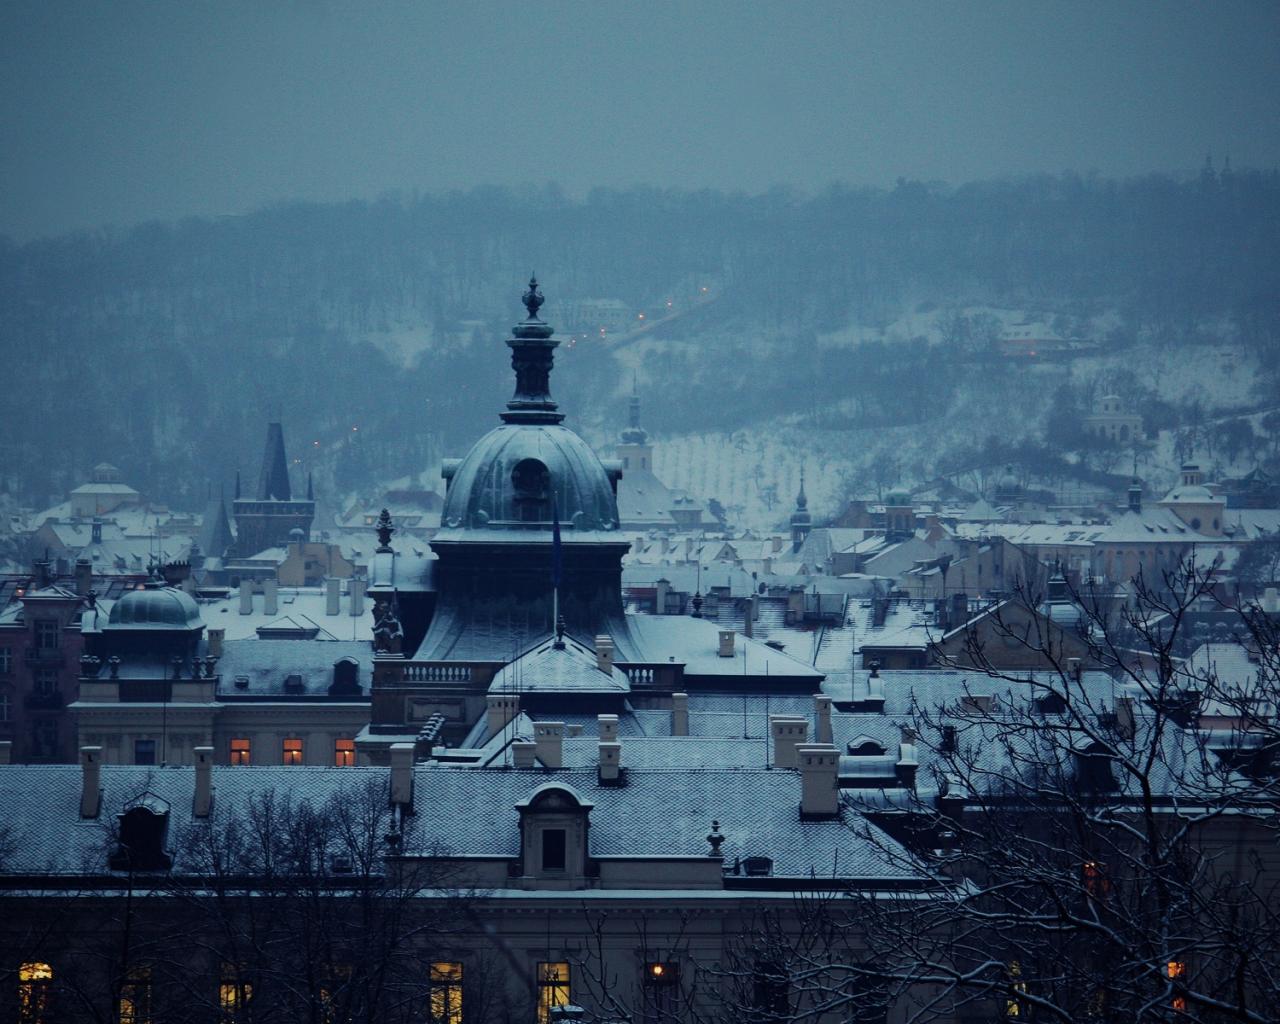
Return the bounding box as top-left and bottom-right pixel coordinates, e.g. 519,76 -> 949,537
511,458 -> 552,522
542,828 -> 567,872
516,784 -> 593,885
109,796 -> 172,871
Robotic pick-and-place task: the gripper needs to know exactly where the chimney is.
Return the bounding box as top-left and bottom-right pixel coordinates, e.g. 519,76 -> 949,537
350,578 -> 366,617
326,577 -> 341,615
533,722 -> 564,769
654,578 -> 670,614
770,715 -> 809,769
772,535 -> 783,554
487,694 -> 520,735
798,744 -> 840,818
80,746 -> 103,819
389,742 -> 415,811
91,518 -> 103,545
74,558 -> 93,597
896,726 -> 919,789
868,667 -> 885,702
0,740 -> 11,764
598,714 -> 619,742
239,582 -> 254,615
718,630 -> 735,658
262,577 -> 278,617
671,692 -> 689,737
1115,695 -> 1136,740
207,628 -> 224,659
512,741 -> 538,769
1067,657 -> 1082,682
598,741 -> 621,783
193,746 -> 214,817
1127,479 -> 1142,514
814,695 -> 833,745
594,635 -> 615,674
743,595 -> 755,638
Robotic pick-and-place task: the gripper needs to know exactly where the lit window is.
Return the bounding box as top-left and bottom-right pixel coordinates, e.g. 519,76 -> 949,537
1005,961 -> 1027,1017
283,738 -> 303,765
536,962 -> 570,1024
119,966 -> 152,1024
230,738 -> 251,766
18,962 -> 53,1024
1082,860 -> 1111,899
429,962 -> 463,1024
320,964 -> 352,1024
334,738 -> 356,768
219,962 -> 252,1020
644,961 -> 681,1023
542,828 -> 566,872
1167,960 -> 1186,1011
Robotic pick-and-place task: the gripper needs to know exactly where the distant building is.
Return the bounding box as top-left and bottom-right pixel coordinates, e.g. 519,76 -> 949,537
68,463 -> 141,517
230,422 -> 316,557
1083,393 -> 1144,444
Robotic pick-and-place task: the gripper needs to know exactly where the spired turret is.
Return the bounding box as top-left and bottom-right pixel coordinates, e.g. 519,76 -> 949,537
790,467 -> 812,551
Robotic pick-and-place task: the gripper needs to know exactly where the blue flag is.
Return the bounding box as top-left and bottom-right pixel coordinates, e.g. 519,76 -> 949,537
551,499 -> 563,589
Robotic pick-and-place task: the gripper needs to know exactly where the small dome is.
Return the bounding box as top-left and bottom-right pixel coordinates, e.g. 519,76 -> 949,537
107,585 -> 202,630
440,424 -> 620,531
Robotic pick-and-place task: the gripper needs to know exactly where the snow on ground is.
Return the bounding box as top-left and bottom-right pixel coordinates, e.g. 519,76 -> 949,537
1070,341 -> 1259,411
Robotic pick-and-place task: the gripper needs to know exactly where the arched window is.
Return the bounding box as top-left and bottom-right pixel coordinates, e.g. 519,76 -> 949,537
511,459 -> 551,522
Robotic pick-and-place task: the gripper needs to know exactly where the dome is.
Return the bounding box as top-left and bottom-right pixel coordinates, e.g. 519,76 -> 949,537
107,585 -> 203,630
440,423 -> 620,532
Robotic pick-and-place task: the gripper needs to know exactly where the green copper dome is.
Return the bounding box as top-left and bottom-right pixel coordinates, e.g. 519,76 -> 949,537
107,584 -> 203,630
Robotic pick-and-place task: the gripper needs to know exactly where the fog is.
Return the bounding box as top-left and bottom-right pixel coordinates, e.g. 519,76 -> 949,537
2,0 -> 1279,241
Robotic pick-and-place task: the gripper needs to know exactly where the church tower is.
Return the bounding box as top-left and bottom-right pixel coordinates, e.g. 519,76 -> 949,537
790,467 -> 812,552
231,422 -> 316,557
616,374 -> 654,472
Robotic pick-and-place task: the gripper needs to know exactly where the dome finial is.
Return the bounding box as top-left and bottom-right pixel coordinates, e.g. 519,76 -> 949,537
522,274 -> 545,321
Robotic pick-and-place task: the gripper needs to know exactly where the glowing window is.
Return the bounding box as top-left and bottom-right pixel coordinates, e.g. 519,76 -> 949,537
119,966 -> 152,1024
429,962 -> 463,1024
1167,961 -> 1186,1011
536,962 -> 570,1024
219,962 -> 252,1019
334,738 -> 356,768
1005,961 -> 1027,1017
320,964 -> 352,1024
1082,860 -> 1111,899
18,962 -> 53,1024
230,738 -> 251,766
283,738 -> 303,766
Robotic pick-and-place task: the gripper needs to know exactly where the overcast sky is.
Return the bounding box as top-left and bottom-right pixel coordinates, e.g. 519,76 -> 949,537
2,1 -> 1278,241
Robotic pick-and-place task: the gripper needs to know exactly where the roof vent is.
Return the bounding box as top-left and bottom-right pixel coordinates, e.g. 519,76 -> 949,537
234,675 -> 250,690
283,674 -> 305,694
741,855 -> 773,877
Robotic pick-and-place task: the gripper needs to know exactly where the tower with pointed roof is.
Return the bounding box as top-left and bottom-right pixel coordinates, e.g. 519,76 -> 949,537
231,422 -> 316,557
790,467 -> 812,551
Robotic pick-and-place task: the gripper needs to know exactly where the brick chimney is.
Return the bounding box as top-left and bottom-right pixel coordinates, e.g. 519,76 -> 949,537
262,577 -> 279,616
350,578 -> 366,617
598,714 -> 619,742
814,695 -> 833,744
671,692 -> 689,737
80,746 -> 103,819
326,577 -> 341,615
654,578 -> 670,614
193,746 -> 214,817
594,635 -> 615,674
797,744 -> 840,818
1115,695 -> 1136,740
718,630 -> 735,658
487,694 -> 520,735
770,715 -> 809,769
207,627 -> 224,659
74,558 -> 93,597
896,726 -> 919,789
534,722 -> 564,769
389,742 -> 415,811
598,741 -> 621,783
239,582 -> 254,615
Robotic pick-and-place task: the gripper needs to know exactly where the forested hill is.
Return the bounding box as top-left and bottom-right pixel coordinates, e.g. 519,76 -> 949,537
2,170 -> 1278,508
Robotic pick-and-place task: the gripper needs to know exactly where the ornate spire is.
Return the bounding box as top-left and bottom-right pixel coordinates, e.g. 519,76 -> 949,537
501,275 -> 564,425
620,370 -> 649,444
375,508 -> 395,553
257,422 -> 293,501
796,466 -> 808,511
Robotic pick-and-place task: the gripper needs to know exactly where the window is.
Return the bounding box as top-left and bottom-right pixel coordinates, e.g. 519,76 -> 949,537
541,828 -> 566,872
230,738 -> 251,766
536,962 -> 570,1024
1005,961 -> 1027,1017
219,962 -> 253,1020
32,719 -> 58,760
18,961 -> 53,1024
283,738 -> 303,765
118,966 -> 152,1024
134,739 -> 157,766
0,691 -> 10,722
1167,960 -> 1186,1011
319,964 -> 352,1024
1082,861 -> 1111,899
0,647 -> 11,674
35,669 -> 58,697
752,961 -> 789,1022
334,737 -> 356,767
429,962 -> 463,1024
35,620 -> 59,650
